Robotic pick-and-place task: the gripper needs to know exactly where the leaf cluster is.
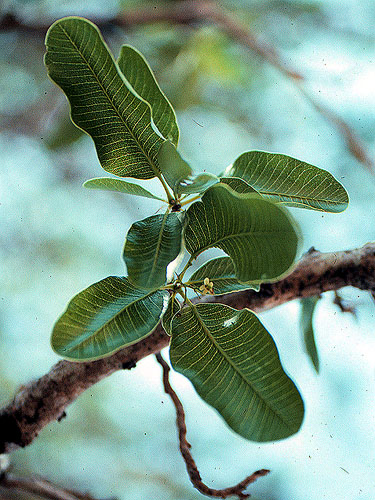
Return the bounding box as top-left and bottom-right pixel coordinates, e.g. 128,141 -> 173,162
45,17 -> 348,442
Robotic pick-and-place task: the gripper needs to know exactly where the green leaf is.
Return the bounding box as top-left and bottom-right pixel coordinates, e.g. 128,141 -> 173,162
157,141 -> 192,194
170,304 -> 304,442
220,176 -> 259,195
179,172 -> 219,195
123,212 -> 183,289
45,17 -> 163,180
184,183 -> 300,283
52,276 -> 168,361
187,257 -> 260,295
225,151 -> 349,212
117,45 -> 179,146
162,297 -> 181,336
300,296 -> 320,372
83,177 -> 165,201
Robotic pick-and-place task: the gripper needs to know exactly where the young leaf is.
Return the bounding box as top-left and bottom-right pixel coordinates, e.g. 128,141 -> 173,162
45,17 -> 163,180
117,45 -> 179,146
186,257 -> 260,295
225,151 -> 349,212
170,303 -> 304,442
51,276 -> 168,361
300,296 -> 320,372
162,297 -> 181,336
83,178 -> 165,201
179,172 -> 219,195
157,141 -> 192,194
123,212 -> 183,289
184,183 -> 300,283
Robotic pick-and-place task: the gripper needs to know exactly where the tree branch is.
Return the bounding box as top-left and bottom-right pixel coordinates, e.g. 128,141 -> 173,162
0,243 -> 374,454
155,352 -> 269,499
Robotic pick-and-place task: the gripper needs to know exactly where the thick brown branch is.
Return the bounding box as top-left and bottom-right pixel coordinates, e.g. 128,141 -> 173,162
155,353 -> 269,499
0,243 -> 374,454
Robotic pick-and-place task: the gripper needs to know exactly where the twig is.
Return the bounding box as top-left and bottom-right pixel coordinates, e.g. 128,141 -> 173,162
0,472 -> 111,500
1,243 -> 375,454
155,352 -> 269,499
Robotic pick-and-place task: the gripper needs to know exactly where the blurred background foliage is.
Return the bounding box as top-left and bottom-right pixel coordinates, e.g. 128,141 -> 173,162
1,1 -> 375,499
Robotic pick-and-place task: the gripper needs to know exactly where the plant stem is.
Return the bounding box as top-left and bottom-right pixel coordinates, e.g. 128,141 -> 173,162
177,255 -> 195,283
158,174 -> 174,204
180,194 -> 201,207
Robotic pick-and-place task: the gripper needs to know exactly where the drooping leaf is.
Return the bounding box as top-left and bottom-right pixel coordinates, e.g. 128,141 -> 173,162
51,276 -> 168,361
123,212 -> 183,289
170,303 -> 304,442
300,296 -> 320,372
179,172 -> 219,195
225,151 -> 349,212
187,257 -> 260,295
220,176 -> 259,195
157,140 -> 192,194
117,45 -> 179,146
184,183 -> 300,283
83,178 -> 165,201
162,297 -> 181,336
45,17 -> 163,180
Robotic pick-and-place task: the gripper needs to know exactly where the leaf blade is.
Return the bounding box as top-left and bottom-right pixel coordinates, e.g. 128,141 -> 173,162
45,17 -> 163,180
226,151 -> 349,212
157,140 -> 192,194
300,296 -> 320,372
83,177 -> 165,201
118,45 -> 179,145
52,276 -> 168,361
187,257 -> 260,295
123,212 -> 183,289
184,183 -> 300,283
170,304 -> 304,442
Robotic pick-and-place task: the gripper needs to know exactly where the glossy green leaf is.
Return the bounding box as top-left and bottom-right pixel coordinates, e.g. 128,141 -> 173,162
187,257 -> 260,295
179,172 -> 219,195
45,17 -> 163,180
117,45 -> 179,146
300,296 -> 320,372
157,141 -> 192,194
123,212 -> 183,289
220,176 -> 259,195
83,177 -> 165,201
225,151 -> 349,212
170,304 -> 304,442
52,276 -> 168,361
184,183 -> 300,283
162,297 -> 181,336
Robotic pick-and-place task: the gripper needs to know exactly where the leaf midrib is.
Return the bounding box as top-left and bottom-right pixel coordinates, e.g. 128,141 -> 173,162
258,188 -> 346,205
191,305 -> 294,429
58,22 -> 161,179
64,287 -> 162,353
146,210 -> 170,287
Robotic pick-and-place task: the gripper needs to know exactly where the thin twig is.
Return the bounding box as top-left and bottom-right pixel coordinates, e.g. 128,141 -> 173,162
155,352 -> 269,499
